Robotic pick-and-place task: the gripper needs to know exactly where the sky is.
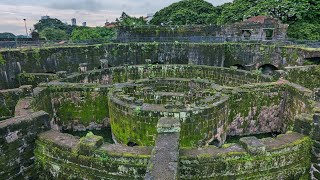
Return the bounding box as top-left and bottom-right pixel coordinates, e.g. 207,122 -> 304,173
0,0 -> 233,35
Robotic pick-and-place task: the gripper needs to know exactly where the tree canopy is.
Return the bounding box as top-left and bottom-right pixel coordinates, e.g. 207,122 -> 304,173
150,0 -> 218,25
39,28 -> 69,41
150,0 -> 320,40
71,27 -> 116,41
217,0 -> 320,25
0,32 -> 16,38
34,18 -> 74,38
116,12 -> 147,26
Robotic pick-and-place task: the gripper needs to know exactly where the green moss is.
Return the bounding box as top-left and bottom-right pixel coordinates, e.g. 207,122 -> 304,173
55,90 -> 109,126
0,53 -> 6,65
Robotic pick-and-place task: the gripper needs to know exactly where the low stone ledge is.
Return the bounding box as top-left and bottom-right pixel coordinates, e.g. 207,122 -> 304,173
0,111 -> 49,129
14,97 -> 34,117
78,132 -> 104,156
180,144 -> 245,159
37,130 -> 80,152
261,132 -> 307,151
17,73 -> 58,87
293,113 -> 313,136
157,117 -> 181,133
35,131 -> 151,179
179,132 -> 310,179
239,136 -> 266,155
98,144 -> 152,157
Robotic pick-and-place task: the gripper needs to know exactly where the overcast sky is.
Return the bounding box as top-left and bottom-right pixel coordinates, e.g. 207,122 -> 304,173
0,0 -> 233,35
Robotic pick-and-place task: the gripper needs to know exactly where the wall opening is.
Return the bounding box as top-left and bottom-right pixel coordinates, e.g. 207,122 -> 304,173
264,29 -> 274,40
231,64 -> 246,70
45,71 -> 56,74
127,141 -> 139,147
152,61 -> 164,65
225,132 -> 281,144
259,64 -> 278,75
209,139 -> 221,147
62,127 -> 114,144
304,57 -> 320,65
242,30 -> 252,40
98,64 -> 113,69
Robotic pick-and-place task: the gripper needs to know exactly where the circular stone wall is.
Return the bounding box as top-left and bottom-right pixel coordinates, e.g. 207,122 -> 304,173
109,77 -> 229,147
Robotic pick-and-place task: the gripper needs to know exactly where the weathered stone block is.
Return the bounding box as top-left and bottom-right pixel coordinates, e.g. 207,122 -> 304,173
314,113 -> 320,124
0,111 -> 50,179
56,71 -> 67,78
78,132 -> 104,156
157,117 -> 181,133
79,63 -> 88,73
239,136 -> 265,155
293,113 -> 313,136
100,59 -> 109,69
312,125 -> 320,141
314,170 -> 320,179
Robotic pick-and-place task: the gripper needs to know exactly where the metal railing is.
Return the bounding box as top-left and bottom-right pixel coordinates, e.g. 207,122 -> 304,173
115,36 -> 320,48
0,38 -> 115,50
1,36 -> 319,50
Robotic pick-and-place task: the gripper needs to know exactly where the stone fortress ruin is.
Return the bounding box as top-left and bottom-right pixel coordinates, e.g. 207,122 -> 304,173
0,34 -> 320,179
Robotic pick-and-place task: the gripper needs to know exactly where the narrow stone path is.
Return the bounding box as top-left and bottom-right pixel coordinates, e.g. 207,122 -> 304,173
145,117 -> 181,180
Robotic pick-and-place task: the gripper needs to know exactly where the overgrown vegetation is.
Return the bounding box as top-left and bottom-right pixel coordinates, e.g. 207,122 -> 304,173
0,54 -> 5,65
71,27 -> 116,41
39,28 -> 69,41
116,12 -> 147,26
33,17 -> 116,41
150,0 -> 218,25
150,0 -> 320,40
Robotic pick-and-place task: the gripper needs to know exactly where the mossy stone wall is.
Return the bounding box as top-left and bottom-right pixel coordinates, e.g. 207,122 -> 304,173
0,85 -> 32,119
35,130 -> 151,179
62,65 -> 274,86
32,84 -> 110,130
34,130 -> 311,179
179,133 -> 311,179
284,65 -> 320,90
0,111 -> 50,179
1,43 -> 319,89
0,45 -> 104,89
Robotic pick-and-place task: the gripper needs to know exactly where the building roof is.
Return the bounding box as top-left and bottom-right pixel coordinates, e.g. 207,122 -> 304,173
105,22 -> 117,28
245,16 -> 269,23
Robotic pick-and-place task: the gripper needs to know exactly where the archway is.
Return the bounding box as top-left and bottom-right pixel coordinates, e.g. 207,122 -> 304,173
258,64 -> 278,75
152,61 -> 164,65
231,64 -> 246,70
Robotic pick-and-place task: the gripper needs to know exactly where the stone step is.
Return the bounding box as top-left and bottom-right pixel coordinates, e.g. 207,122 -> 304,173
14,97 -> 34,117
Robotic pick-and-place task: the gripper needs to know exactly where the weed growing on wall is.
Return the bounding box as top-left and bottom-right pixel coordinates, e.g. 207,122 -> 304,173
0,54 -> 6,65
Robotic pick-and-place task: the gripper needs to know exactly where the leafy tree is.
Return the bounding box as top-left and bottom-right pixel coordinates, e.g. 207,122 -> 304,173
287,21 -> 320,40
34,18 -> 74,35
71,27 -> 116,41
116,12 -> 147,26
150,0 -> 218,25
39,28 -> 69,41
0,32 -> 15,38
216,0 -> 320,40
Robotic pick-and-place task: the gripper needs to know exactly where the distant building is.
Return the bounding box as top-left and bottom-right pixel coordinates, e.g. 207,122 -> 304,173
223,16 -> 289,40
41,15 -> 50,20
146,13 -> 154,22
105,20 -> 117,28
82,22 -> 87,27
117,16 -> 288,42
71,18 -> 77,26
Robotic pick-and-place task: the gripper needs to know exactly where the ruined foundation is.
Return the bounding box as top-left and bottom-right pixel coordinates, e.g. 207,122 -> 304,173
0,43 -> 319,179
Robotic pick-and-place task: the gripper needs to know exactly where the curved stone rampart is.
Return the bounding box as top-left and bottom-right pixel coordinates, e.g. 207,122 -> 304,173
35,130 -> 311,179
